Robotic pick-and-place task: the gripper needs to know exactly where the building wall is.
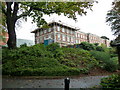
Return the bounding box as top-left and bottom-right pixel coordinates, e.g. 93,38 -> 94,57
34,22 -> 110,47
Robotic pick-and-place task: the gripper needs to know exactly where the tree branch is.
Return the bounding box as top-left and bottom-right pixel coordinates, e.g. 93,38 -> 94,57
17,7 -> 32,20
12,2 -> 19,22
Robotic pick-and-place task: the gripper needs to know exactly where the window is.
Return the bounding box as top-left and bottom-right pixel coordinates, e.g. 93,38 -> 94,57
57,26 -> 60,31
69,30 -> 71,34
57,34 -> 61,40
36,38 -> 39,44
76,40 -> 79,44
48,28 -> 51,32
37,31 -> 39,36
48,34 -> 51,39
78,34 -> 80,37
66,29 -> 69,34
53,26 -> 56,31
72,31 -> 74,34
71,37 -> 74,42
41,30 -> 43,35
70,30 -> 73,35
40,37 -> 42,42
83,35 -> 84,39
67,36 -> 70,42
62,27 -> 65,32
76,33 -> 77,37
40,31 -> 42,35
44,36 -> 46,40
44,30 -> 47,34
62,35 -> 66,41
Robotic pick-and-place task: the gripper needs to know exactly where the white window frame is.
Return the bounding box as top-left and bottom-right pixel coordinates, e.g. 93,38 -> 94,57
78,34 -> 80,37
71,37 -> 74,42
37,38 -> 39,44
37,31 -> 39,36
58,34 -> 61,40
62,27 -> 65,32
48,28 -> 51,32
70,30 -> 73,34
66,29 -> 69,34
41,30 -> 43,35
62,35 -> 66,41
67,36 -> 70,42
57,26 -> 60,31
48,34 -> 51,39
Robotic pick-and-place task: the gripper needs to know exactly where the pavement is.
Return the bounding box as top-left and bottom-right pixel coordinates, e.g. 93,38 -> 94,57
2,76 -> 108,88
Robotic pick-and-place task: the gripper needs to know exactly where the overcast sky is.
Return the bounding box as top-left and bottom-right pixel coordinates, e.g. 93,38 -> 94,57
16,0 -> 115,41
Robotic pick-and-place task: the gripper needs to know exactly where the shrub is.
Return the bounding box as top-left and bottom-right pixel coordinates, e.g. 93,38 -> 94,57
61,48 -> 98,69
46,43 -> 60,52
90,51 -> 110,62
96,46 -> 104,51
90,51 -> 118,72
100,74 -> 120,89
20,43 -> 27,48
103,60 -> 118,72
79,42 -> 96,51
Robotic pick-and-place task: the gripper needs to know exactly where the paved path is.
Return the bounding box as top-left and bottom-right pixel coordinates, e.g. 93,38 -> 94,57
2,76 -> 108,88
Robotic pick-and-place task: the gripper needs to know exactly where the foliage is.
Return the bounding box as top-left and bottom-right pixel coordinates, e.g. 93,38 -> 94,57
101,36 -> 109,40
79,42 -> 96,51
3,55 -> 80,76
2,43 -> 100,76
109,47 -> 118,58
0,2 -> 94,49
3,42 -> 118,76
94,43 -> 99,46
90,51 -> 118,72
96,46 -> 104,51
20,43 -> 27,48
61,48 -> 98,70
106,1 -> 120,36
100,74 -> 120,89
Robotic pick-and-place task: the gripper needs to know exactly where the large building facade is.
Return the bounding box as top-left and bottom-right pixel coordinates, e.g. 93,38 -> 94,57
31,21 -> 110,47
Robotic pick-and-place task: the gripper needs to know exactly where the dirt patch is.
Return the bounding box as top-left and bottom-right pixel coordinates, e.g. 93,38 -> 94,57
76,67 -> 120,78
3,68 -> 120,79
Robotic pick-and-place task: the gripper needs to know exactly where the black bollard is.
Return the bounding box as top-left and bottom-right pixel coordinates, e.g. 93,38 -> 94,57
64,78 -> 70,90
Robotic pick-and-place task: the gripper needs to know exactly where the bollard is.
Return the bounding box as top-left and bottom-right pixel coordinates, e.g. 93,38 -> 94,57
64,78 -> 70,90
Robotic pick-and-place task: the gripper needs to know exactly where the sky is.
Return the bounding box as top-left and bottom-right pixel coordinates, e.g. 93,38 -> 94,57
16,0 -> 116,41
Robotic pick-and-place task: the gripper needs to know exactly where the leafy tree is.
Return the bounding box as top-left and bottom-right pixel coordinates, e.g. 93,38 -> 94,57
0,2 -> 94,49
106,1 -> 120,67
106,1 -> 120,37
101,36 -> 109,40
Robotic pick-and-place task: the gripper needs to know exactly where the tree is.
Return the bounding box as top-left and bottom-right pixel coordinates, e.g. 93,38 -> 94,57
106,1 -> 120,37
0,2 -> 94,49
106,1 -> 120,67
101,36 -> 109,40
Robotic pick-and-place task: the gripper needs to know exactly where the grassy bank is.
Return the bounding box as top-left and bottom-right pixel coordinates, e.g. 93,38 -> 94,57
2,43 -> 118,76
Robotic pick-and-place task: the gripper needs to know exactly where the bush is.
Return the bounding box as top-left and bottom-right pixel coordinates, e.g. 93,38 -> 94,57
90,51 -> 118,72
100,74 -> 120,89
79,42 -> 96,51
20,43 -> 27,48
96,46 -> 104,51
61,48 -> 98,69
3,43 -> 108,76
2,44 -> 82,76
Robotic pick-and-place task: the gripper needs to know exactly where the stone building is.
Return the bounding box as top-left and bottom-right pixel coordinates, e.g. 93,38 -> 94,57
31,21 -> 110,47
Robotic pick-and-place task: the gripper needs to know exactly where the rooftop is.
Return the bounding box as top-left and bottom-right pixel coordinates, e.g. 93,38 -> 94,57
31,21 -> 80,33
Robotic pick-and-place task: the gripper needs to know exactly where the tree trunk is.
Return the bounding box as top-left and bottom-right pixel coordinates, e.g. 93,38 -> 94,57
7,23 -> 16,49
117,46 -> 120,67
6,2 -> 18,49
